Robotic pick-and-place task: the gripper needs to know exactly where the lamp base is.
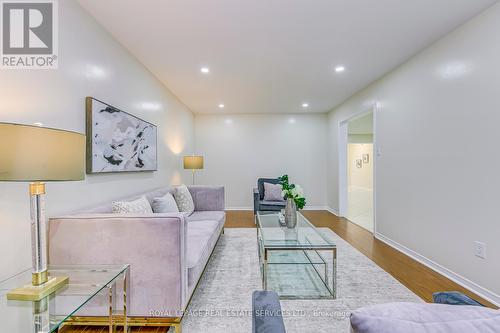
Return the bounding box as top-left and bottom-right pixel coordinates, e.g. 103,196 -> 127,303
7,276 -> 69,301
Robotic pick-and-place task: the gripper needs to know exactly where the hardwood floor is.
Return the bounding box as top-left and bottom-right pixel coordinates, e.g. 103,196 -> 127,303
62,209 -> 496,332
306,210 -> 498,308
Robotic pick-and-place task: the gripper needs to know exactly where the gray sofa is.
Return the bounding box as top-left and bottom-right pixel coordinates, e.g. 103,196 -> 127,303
48,186 -> 225,322
253,178 -> 286,214
350,292 -> 500,332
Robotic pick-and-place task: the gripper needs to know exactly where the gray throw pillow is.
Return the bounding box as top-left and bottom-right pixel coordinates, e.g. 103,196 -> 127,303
112,196 -> 153,214
173,184 -> 195,215
152,192 -> 179,213
263,182 -> 283,201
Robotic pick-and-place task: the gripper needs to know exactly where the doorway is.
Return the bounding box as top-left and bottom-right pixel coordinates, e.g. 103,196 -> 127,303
338,107 -> 376,233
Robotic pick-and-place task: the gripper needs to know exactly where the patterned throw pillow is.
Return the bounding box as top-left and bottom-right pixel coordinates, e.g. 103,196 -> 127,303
112,196 -> 153,214
173,184 -> 195,215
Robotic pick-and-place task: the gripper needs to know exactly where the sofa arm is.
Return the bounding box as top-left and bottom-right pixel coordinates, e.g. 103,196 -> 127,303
48,213 -> 187,317
253,188 -> 260,213
253,291 -> 286,333
188,185 -> 225,211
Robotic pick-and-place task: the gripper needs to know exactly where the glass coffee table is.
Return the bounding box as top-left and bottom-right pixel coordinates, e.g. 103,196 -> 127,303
256,211 -> 336,299
0,264 -> 130,333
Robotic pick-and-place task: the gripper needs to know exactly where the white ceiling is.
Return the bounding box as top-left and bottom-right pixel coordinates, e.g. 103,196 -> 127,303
78,0 -> 497,114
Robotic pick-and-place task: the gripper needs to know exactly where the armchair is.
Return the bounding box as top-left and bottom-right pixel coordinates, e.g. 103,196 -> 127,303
253,178 -> 286,214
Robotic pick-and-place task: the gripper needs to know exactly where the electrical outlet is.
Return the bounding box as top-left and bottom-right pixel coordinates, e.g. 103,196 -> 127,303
474,241 -> 486,259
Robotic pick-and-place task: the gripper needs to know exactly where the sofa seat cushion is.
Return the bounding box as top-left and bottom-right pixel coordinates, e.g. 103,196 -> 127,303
350,302 -> 500,333
187,211 -> 225,225
186,220 -> 223,297
186,220 -> 219,269
259,200 -> 286,211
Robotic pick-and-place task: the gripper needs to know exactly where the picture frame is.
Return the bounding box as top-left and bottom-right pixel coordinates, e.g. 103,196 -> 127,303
363,153 -> 369,164
85,97 -> 157,174
356,159 -> 363,168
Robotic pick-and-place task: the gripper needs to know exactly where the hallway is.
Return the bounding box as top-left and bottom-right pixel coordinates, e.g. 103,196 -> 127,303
347,185 -> 373,232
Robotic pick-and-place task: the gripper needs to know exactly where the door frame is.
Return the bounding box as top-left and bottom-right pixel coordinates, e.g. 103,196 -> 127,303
338,103 -> 378,233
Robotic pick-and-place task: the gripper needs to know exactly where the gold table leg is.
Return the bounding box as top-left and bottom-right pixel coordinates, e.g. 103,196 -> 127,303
123,268 -> 129,333
108,281 -> 116,333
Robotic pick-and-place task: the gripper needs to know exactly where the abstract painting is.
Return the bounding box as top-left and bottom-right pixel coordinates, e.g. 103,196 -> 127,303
86,97 -> 157,173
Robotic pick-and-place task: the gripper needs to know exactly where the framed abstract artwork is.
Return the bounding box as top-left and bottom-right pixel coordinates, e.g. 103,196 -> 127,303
85,97 -> 157,174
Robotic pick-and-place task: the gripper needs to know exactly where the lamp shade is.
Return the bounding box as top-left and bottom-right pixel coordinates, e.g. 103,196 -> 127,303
183,155 -> 204,170
0,123 -> 85,181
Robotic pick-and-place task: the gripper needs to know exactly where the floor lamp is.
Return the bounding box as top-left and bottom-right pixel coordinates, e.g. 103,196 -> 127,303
183,155 -> 204,185
0,123 -> 85,300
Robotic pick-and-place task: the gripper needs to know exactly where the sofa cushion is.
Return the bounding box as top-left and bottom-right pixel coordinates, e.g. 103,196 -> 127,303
259,200 -> 286,211
263,182 -> 283,201
186,220 -> 219,269
173,184 -> 195,215
186,211 -> 225,225
112,196 -> 153,214
151,192 -> 179,213
186,219 -> 223,298
350,302 -> 500,333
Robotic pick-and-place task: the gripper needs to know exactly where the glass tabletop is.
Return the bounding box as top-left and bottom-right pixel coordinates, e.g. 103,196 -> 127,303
0,264 -> 129,333
256,211 -> 335,249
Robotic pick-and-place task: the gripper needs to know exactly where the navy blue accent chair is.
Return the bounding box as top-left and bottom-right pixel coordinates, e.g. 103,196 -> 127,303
253,178 -> 286,214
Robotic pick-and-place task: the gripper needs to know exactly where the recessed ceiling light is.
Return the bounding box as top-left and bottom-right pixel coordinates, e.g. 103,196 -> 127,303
200,67 -> 210,73
302,103 -> 309,108
140,102 -> 161,111
218,104 -> 225,109
335,65 -> 345,73
33,122 -> 43,127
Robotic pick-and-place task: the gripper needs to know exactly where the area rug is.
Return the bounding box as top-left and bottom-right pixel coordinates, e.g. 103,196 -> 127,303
180,228 -> 422,332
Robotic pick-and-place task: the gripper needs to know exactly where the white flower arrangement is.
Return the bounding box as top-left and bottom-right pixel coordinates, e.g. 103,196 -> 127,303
278,175 -> 306,209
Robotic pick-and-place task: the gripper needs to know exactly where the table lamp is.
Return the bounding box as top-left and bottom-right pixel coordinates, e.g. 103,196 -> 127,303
0,123 -> 85,300
183,155 -> 204,185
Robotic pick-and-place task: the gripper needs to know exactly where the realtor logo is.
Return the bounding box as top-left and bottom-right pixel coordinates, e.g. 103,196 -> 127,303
1,0 -> 58,69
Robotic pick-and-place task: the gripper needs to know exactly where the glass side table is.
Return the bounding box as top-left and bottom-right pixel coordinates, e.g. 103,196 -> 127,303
0,264 -> 130,333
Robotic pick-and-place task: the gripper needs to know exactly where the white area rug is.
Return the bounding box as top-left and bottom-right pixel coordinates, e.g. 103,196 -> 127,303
180,228 -> 422,332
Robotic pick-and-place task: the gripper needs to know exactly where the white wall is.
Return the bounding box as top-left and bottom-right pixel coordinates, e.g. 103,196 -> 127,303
348,144 -> 373,189
0,1 -> 194,281
195,114 -> 328,209
327,3 -> 500,303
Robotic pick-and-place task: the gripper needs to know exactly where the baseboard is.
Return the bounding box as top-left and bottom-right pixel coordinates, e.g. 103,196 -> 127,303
303,205 -> 329,211
374,232 -> 500,306
226,207 -> 253,211
326,207 -> 340,216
